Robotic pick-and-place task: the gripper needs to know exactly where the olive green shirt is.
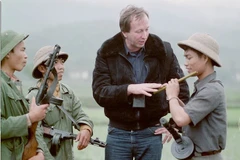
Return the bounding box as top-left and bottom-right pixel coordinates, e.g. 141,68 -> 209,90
1,71 -> 29,160
26,82 -> 94,160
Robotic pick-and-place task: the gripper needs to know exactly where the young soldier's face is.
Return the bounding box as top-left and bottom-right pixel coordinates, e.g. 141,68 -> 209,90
53,57 -> 65,81
122,14 -> 149,52
8,41 -> 27,72
40,57 -> 65,81
184,48 -> 207,75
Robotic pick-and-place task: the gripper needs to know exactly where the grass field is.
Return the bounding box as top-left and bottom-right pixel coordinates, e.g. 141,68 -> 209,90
72,107 -> 240,160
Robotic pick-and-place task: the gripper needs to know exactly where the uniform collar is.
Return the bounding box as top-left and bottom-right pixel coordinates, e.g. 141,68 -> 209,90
194,71 -> 217,91
1,70 -> 11,82
0,70 -> 20,82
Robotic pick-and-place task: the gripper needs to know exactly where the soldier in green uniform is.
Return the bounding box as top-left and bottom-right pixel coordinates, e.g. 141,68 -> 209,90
26,45 -> 94,160
1,30 -> 49,160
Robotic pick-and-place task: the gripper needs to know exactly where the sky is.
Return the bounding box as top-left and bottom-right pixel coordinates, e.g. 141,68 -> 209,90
70,0 -> 240,10
2,0 -> 240,33
71,0 -> 240,7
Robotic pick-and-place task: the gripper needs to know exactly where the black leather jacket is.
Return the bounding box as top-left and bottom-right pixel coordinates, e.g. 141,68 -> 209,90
92,32 -> 189,130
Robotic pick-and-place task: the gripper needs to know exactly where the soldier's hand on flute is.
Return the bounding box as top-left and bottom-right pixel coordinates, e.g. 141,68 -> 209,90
165,79 -> 180,99
154,71 -> 198,94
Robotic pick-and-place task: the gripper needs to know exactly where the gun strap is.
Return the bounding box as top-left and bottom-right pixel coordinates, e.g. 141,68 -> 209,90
56,105 -> 80,130
50,133 -> 61,157
11,152 -> 16,160
56,103 -> 107,148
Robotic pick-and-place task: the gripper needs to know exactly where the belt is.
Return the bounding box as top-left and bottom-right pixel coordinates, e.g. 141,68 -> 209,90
109,120 -> 160,131
194,150 -> 221,157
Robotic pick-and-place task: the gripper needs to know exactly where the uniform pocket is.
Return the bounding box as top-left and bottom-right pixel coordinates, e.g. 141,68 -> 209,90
7,92 -> 22,101
44,105 -> 61,126
62,95 -> 73,112
7,92 -> 28,115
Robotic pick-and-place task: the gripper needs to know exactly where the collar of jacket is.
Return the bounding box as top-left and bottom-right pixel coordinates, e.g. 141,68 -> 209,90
60,82 -> 71,94
1,70 -> 20,85
1,70 -> 11,82
98,32 -> 167,60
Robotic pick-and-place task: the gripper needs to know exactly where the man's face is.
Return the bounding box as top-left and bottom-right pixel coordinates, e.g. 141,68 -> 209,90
41,57 -> 66,81
8,41 -> 27,72
122,14 -> 149,52
184,48 -> 207,76
54,57 -> 65,81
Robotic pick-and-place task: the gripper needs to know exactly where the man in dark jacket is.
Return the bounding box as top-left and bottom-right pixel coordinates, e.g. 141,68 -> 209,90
92,5 -> 189,160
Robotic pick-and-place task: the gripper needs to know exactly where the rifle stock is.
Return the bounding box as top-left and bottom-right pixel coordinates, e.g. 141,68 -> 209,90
22,122 -> 38,160
22,45 -> 61,160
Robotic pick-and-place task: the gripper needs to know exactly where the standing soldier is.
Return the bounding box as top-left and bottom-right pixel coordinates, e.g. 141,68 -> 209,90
26,45 -> 94,160
1,30 -> 49,160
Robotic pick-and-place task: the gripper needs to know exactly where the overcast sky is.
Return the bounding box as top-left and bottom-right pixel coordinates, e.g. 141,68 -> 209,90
70,0 -> 240,10
2,0 -> 239,32
79,0 -> 240,7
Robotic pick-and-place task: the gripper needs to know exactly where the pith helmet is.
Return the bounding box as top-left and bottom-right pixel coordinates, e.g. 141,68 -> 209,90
178,33 -> 221,67
32,45 -> 68,79
1,30 -> 29,61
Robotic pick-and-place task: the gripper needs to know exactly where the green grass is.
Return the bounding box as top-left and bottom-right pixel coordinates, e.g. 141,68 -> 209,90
72,107 -> 240,160
227,108 -> 240,127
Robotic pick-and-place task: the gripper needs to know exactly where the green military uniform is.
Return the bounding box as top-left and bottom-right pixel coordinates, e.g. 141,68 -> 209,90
1,71 -> 30,160
1,30 -> 45,160
26,82 -> 94,160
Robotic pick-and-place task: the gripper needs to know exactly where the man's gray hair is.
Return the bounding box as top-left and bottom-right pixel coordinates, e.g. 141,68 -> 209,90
119,5 -> 149,32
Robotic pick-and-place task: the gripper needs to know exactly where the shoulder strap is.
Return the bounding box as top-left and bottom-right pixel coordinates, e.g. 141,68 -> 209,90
28,87 -> 39,94
28,85 -> 79,128
56,105 -> 81,130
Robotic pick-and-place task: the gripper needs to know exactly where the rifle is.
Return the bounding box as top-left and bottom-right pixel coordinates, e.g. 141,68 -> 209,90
160,118 -> 194,160
48,104 -> 106,156
22,45 -> 61,160
43,126 -> 106,148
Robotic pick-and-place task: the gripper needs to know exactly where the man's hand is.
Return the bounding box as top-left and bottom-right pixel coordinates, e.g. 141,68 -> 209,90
127,83 -> 163,96
154,127 -> 172,144
75,130 -> 91,150
28,152 -> 44,160
28,97 -> 49,123
166,78 -> 180,99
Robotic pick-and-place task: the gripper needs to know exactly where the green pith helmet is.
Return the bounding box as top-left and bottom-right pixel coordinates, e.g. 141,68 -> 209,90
1,30 -> 29,61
